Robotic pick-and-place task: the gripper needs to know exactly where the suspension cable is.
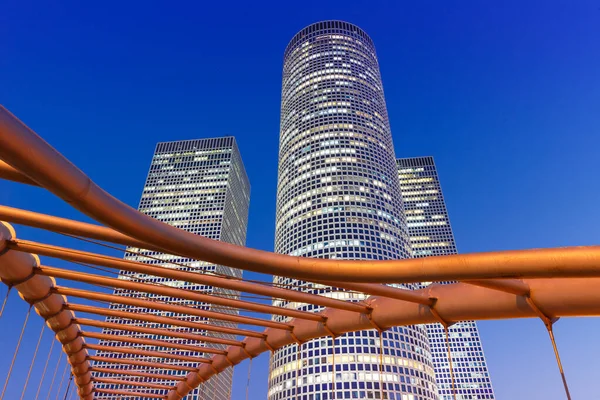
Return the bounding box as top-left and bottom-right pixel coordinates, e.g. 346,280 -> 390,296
245,357 -> 253,400
525,297 -> 573,400
227,363 -> 234,399
60,232 -> 364,294
35,334 -> 56,400
0,287 -> 10,320
61,374 -> 73,400
45,350 -> 64,400
54,361 -> 69,400
331,337 -> 336,400
20,322 -> 46,400
70,260 -> 276,302
1,306 -> 32,400
444,326 -> 457,400
296,343 -> 302,399
378,331 -> 385,400
546,325 -> 572,400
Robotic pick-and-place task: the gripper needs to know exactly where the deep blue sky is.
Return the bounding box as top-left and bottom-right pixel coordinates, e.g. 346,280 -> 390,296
1,0 -> 600,399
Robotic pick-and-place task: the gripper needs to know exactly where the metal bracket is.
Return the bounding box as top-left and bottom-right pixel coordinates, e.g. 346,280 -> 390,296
366,309 -> 386,333
24,289 -> 53,306
241,343 -> 253,359
290,329 -> 304,346
209,363 -> 219,374
193,369 -> 205,383
43,303 -> 66,321
5,269 -> 36,288
428,301 -> 455,329
526,296 -> 571,400
263,338 -> 275,353
525,296 -> 559,328
0,244 -> 11,257
183,379 -> 195,390
224,354 -> 234,367
322,317 -> 338,339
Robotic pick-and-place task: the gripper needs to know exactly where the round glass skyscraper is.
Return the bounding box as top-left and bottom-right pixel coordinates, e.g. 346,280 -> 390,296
272,21 -> 438,400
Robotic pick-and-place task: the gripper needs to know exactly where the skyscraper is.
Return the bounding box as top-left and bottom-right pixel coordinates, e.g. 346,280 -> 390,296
93,137 -> 250,399
272,21 -> 438,400
397,156 -> 495,400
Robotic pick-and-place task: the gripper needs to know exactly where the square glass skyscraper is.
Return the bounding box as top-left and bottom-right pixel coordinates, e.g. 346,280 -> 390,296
398,156 -> 495,400
93,137 -> 250,399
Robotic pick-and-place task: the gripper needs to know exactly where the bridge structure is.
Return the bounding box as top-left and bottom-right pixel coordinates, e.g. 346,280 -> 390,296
0,104 -> 599,399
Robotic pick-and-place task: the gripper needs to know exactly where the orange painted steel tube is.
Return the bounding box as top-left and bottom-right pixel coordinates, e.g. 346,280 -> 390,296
39,265 -> 324,321
8,239 -> 367,314
467,279 -> 530,296
68,303 -> 262,340
82,331 -> 227,355
316,280 -> 433,305
88,356 -> 195,372
0,206 -> 538,300
92,377 -> 173,390
54,286 -> 291,330
89,366 -> 186,380
85,343 -> 210,363
3,104 -> 600,283
0,160 -> 37,186
0,205 -> 149,249
0,207 -> 527,307
14,235 -> 600,285
75,317 -> 243,347
93,388 -> 166,399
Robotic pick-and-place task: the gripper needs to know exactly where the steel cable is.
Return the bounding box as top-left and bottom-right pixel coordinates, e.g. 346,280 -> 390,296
19,322 -> 46,400
0,287 -> 11,320
378,331 -> 385,400
54,361 -> 70,400
35,334 -> 56,400
331,337 -> 336,400
44,351 -> 64,400
444,326 -> 457,400
61,374 -> 73,400
1,306 -> 32,400
245,357 -> 253,400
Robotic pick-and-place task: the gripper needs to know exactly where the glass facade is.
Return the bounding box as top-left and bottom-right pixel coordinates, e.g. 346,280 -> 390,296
272,21 -> 438,400
397,156 -> 495,400
93,137 -> 250,399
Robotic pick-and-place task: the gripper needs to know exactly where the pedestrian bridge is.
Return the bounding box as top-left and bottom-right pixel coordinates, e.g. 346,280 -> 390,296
0,105 -> 597,399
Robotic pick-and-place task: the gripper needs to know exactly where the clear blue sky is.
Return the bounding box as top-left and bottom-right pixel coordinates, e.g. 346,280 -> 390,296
1,0 -> 599,399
